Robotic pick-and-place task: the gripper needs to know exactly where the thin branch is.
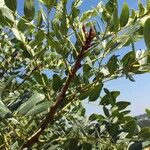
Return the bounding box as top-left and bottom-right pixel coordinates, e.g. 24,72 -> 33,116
19,26 -> 95,149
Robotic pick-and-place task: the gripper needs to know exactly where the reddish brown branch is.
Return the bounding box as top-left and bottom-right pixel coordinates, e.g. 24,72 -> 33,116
19,26 -> 95,149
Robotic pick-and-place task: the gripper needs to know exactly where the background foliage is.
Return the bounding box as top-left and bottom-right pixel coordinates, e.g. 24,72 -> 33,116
0,0 -> 150,149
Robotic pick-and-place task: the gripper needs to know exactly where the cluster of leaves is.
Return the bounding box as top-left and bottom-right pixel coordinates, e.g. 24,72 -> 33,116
0,0 -> 150,149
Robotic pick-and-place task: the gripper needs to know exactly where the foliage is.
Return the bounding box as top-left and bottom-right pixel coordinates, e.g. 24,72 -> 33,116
0,0 -> 150,149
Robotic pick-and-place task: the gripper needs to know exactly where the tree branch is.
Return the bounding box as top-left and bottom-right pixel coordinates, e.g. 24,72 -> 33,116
19,26 -> 95,149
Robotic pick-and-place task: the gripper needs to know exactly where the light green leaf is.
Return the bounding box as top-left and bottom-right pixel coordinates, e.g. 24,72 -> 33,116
25,101 -> 53,116
120,2 -> 129,27
0,100 -> 12,118
17,92 -> 45,115
12,28 -> 25,43
144,18 -> 150,49
24,0 -> 35,21
0,6 -> 14,21
80,10 -> 97,22
0,0 -> 4,6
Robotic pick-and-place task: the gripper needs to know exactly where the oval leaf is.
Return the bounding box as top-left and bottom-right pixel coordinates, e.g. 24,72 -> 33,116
89,83 -> 103,102
24,0 -> 35,21
26,101 -> 53,116
120,2 -> 129,27
144,18 -> 150,49
17,92 -> 45,115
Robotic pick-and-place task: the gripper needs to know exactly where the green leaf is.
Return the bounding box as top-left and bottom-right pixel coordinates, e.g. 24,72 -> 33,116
17,92 -> 45,115
30,30 -> 46,47
17,19 -> 27,32
89,83 -> 103,102
25,101 -> 53,116
52,74 -> 62,92
120,2 -> 129,27
12,28 -> 26,43
105,0 -> 116,13
144,18 -> 150,49
0,6 -> 14,22
103,106 -> 110,117
145,108 -> 150,117
82,142 -> 92,150
39,0 -> 56,10
89,113 -> 105,121
24,0 -> 35,21
112,6 -> 119,32
32,71 -> 44,85
80,9 -> 97,22
116,101 -> 131,110
138,127 -> 150,140
121,51 -> 139,73
138,1 -> 145,16
106,55 -> 119,74
36,10 -> 43,27
60,1 -> 68,35
47,35 -> 62,52
79,90 -> 90,100
128,141 -> 142,150
124,119 -> 137,138
100,90 -> 120,106
4,0 -> 17,12
0,100 -> 12,118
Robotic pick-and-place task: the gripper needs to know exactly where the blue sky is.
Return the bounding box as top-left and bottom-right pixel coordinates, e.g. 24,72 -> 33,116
17,0 -> 150,116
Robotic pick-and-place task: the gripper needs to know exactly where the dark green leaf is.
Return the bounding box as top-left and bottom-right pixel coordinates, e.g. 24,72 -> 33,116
89,113 -> 105,121
79,90 -> 90,100
24,0 -> 35,21
120,2 -> 129,27
103,106 -> 110,117
4,0 -> 17,12
138,127 -> 150,140
128,141 -> 142,150
52,74 -> 62,92
100,90 -> 120,106
124,119 -> 137,138
144,18 -> 150,49
33,71 -> 44,85
116,101 -> 131,110
82,142 -> 92,150
89,83 -> 103,102
112,6 -> 119,32
107,55 -> 119,74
